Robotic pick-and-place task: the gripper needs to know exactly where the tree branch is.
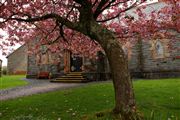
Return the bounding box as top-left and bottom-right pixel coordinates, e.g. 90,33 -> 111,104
4,13 -> 79,31
92,0 -> 99,7
96,1 -> 138,22
94,1 -> 131,19
94,0 -> 115,19
73,0 -> 91,6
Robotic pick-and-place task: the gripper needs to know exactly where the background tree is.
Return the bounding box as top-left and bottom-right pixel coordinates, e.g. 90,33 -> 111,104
0,0 -> 179,119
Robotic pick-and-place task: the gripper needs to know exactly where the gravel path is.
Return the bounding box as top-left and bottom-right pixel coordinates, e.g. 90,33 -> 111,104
0,78 -> 85,101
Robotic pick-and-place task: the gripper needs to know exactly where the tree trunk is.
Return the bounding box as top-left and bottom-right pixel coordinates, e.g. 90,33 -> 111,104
105,41 -> 137,116
88,22 -> 142,119
103,39 -> 136,117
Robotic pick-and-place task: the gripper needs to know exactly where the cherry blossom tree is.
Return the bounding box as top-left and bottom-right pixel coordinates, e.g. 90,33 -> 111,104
0,0 -> 179,119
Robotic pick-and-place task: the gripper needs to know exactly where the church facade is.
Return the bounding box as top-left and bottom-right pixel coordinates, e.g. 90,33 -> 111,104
6,29 -> 180,80
25,31 -> 180,80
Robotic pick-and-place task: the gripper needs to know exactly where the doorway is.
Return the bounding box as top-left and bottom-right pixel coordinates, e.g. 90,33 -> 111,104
70,54 -> 83,72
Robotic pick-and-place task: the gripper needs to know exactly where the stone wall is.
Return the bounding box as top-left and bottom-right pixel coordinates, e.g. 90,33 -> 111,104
142,42 -> 180,72
139,32 -> 180,78
129,43 -> 140,72
100,34 -> 180,79
26,33 -> 180,79
26,54 -> 39,78
7,45 -> 27,75
27,50 -> 64,78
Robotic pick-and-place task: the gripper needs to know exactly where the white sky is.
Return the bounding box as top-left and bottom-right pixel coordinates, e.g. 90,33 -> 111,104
0,29 -> 9,66
0,0 -> 158,67
0,52 -> 7,66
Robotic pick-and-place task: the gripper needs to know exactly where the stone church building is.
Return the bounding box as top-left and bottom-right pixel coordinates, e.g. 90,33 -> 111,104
7,30 -> 180,80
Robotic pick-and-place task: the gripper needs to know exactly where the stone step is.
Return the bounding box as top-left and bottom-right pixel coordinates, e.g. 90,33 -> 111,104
51,80 -> 89,83
69,72 -> 82,74
60,76 -> 84,78
67,73 -> 82,75
50,72 -> 90,83
56,77 -> 85,80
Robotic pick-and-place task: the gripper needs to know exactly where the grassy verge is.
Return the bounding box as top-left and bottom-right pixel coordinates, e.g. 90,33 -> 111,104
0,78 -> 179,120
0,75 -> 27,90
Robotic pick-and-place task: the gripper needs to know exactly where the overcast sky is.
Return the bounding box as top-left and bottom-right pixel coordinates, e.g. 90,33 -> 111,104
0,29 -> 9,66
0,52 -> 8,66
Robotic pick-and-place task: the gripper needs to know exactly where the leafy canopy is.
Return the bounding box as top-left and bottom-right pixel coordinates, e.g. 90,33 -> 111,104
0,0 -> 179,56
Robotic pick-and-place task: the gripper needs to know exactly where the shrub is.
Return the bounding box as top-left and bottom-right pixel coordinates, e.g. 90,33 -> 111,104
2,66 -> 7,75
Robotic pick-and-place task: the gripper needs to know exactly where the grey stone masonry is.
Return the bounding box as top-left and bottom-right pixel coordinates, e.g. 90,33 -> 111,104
138,31 -> 180,78
27,54 -> 61,78
26,31 -> 180,79
7,45 -> 27,75
142,42 -> 180,72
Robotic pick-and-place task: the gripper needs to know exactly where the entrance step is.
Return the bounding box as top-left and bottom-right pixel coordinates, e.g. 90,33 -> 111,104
67,73 -> 83,76
51,72 -> 90,83
56,78 -> 85,80
51,80 -> 89,83
59,76 -> 84,78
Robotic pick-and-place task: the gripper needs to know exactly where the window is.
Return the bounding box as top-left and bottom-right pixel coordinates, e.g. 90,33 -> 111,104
155,40 -> 164,58
151,39 -> 166,59
41,45 -> 47,54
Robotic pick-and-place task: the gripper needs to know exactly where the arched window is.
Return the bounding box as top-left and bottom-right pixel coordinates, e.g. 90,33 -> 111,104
151,39 -> 166,59
156,41 -> 164,56
41,45 -> 47,54
155,40 -> 164,58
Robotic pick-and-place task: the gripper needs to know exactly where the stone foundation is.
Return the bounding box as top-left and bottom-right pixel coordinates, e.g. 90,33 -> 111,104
83,72 -> 111,81
26,73 -> 64,79
131,71 -> 180,79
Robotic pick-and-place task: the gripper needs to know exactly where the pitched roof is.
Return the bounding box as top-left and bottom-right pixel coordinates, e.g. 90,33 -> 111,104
6,44 -> 26,58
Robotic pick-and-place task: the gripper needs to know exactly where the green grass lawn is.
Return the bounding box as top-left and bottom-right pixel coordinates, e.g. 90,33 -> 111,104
0,78 -> 180,120
0,75 -> 27,90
